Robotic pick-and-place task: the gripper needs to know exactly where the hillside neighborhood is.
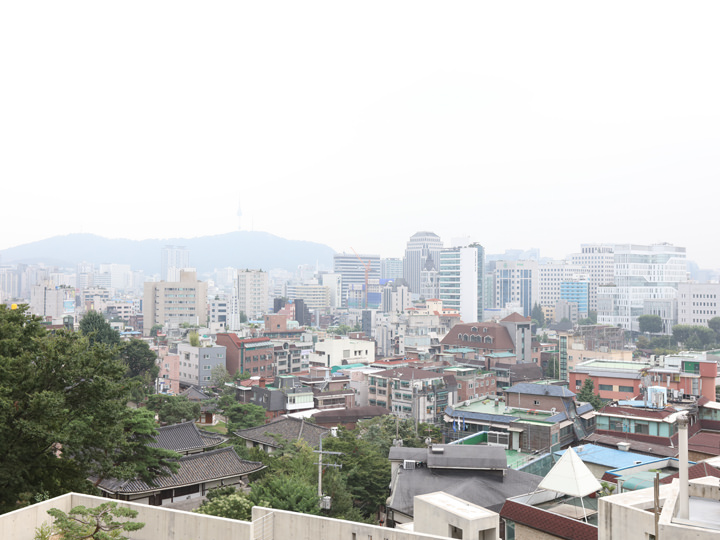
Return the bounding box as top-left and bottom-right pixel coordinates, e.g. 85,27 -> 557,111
2,236 -> 720,539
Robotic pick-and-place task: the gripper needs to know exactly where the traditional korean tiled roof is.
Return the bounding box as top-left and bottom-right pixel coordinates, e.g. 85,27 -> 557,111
150,421 -> 226,453
501,500 -> 598,540
234,417 -> 330,448
97,447 -> 264,495
179,386 -> 211,401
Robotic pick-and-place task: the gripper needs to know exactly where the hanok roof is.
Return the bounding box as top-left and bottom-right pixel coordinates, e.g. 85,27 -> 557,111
97,447 -> 264,495
312,405 -> 390,424
151,421 -> 226,453
539,447 -> 601,497
505,383 -> 576,399
234,417 -> 330,448
179,386 -> 211,401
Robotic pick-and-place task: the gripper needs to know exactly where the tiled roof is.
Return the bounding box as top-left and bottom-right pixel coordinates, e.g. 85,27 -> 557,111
234,417 -> 330,448
501,313 -> 532,323
688,431 -> 720,455
582,432 -> 677,458
659,462 -> 720,484
312,405 -> 390,423
179,386 -> 211,401
598,406 -> 676,420
500,500 -> 597,540
151,421 -> 226,452
97,447 -> 264,495
440,323 -> 515,351
372,367 -> 443,380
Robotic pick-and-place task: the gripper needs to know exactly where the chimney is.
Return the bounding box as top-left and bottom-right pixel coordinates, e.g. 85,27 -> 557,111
259,376 -> 266,389
677,413 -> 690,520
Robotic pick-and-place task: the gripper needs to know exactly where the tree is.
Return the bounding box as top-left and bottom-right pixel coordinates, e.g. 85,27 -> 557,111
224,402 -> 267,432
188,331 -> 200,347
249,474 -> 321,515
195,491 -> 256,521
531,303 -> 545,328
578,311 -> 598,326
709,317 -> 720,336
239,312 -> 248,324
43,502 -> 144,540
210,365 -> 233,388
79,311 -> 120,347
672,324 -> 692,345
119,339 -> 158,380
638,314 -> 663,334
0,305 -> 179,513
575,378 -> 603,409
145,395 -> 200,425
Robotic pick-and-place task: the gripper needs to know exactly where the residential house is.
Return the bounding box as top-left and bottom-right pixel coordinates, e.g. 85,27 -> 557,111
216,333 -> 275,377
234,416 -> 330,454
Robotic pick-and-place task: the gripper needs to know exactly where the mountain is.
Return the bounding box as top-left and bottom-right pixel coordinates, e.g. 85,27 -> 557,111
0,232 -> 336,275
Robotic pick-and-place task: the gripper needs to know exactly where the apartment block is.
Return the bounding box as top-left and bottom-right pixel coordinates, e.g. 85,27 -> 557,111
142,270 -> 208,333
677,282 -> 720,326
176,343 -> 227,388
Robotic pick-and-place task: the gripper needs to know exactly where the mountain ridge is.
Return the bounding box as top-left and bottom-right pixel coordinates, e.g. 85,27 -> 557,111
0,232 -> 336,275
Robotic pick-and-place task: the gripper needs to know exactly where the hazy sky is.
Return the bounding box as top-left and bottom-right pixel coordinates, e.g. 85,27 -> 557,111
2,2 -> 719,268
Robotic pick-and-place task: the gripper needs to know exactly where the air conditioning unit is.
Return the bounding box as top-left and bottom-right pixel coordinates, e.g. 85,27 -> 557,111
403,460 -> 416,470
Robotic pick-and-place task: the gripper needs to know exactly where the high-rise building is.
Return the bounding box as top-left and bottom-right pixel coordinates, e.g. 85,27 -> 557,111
677,283 -> 720,326
403,232 -> 443,296
143,270 -> 208,332
568,244 -> 615,312
236,269 -> 269,321
538,260 -> 587,308
598,243 -> 687,332
493,260 -> 539,318
438,244 -> 485,323
333,253 -> 381,308
381,257 -> 404,281
161,245 -> 190,282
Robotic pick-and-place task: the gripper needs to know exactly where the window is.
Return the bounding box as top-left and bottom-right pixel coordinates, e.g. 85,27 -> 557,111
634,421 -> 650,435
619,385 -> 634,393
599,384 -> 614,391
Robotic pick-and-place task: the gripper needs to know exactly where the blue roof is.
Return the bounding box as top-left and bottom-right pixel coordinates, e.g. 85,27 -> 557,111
555,444 -> 657,469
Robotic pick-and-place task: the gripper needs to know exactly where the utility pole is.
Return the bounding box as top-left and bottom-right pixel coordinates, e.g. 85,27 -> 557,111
315,431 -> 342,509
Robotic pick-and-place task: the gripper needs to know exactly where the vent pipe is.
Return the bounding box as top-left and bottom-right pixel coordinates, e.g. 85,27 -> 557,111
677,413 -> 689,520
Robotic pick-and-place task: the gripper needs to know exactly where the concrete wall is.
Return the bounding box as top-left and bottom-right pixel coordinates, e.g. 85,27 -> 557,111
251,506 -> 451,540
0,493 -> 252,540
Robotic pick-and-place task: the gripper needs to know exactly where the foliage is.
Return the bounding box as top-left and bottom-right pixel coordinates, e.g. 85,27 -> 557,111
328,324 -> 352,335
598,481 -> 616,497
145,394 -> 201,425
119,340 -> 158,380
79,311 -> 120,347
249,474 -> 321,515
531,303 -> 545,328
224,402 -> 267,432
0,305 -> 178,513
195,489 -> 256,521
188,331 -> 200,347
578,311 -> 598,326
44,502 -> 144,540
149,324 -> 163,337
544,354 -> 559,379
576,378 -> 603,409
210,365 -> 233,388
638,314 -> 663,334
709,317 -> 720,335
672,324 -> 719,350
239,311 -> 248,324
355,415 -> 441,456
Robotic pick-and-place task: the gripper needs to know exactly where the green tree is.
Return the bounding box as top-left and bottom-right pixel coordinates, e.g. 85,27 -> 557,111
119,339 -> 158,380
145,395 -> 200,425
225,402 -> 267,432
249,475 -> 321,514
709,317 -> 720,336
188,331 -> 200,347
531,303 -> 545,328
576,378 -> 603,409
79,311 -> 120,347
149,324 -> 163,337
195,489 -> 256,521
210,365 -> 233,388
0,305 -> 178,513
44,502 -> 144,540
638,314 -> 663,334
578,311 -> 598,326
239,312 -> 248,324
672,324 -> 692,345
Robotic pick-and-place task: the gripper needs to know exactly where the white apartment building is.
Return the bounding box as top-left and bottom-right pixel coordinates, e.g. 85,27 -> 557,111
309,337 -> 375,368
161,245 -> 189,282
319,272 -> 342,309
176,343 -> 227,388
236,269 -> 269,320
677,282 -> 720,326
569,243 -> 615,312
381,257 -> 404,280
492,260 -> 539,318
29,283 -> 74,320
597,243 -> 687,332
438,244 -> 485,324
142,270 -> 208,333
289,283 -> 331,310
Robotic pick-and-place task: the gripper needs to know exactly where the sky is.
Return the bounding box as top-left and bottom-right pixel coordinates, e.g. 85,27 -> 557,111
1,2 -> 719,268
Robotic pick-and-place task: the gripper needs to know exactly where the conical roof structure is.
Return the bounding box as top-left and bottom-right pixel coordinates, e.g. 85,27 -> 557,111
538,447 -> 602,498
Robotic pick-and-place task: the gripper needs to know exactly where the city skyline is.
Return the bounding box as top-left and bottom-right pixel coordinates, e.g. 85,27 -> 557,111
2,2 -> 719,268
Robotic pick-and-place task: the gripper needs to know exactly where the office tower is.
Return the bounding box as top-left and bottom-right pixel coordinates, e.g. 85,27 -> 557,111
333,253 -> 381,308
598,243 -> 687,332
403,232 -> 443,295
161,245 -> 189,282
538,260 -> 588,308
569,244 -> 615,312
493,260 -> 539,318
439,244 -> 485,323
381,257 -> 404,281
